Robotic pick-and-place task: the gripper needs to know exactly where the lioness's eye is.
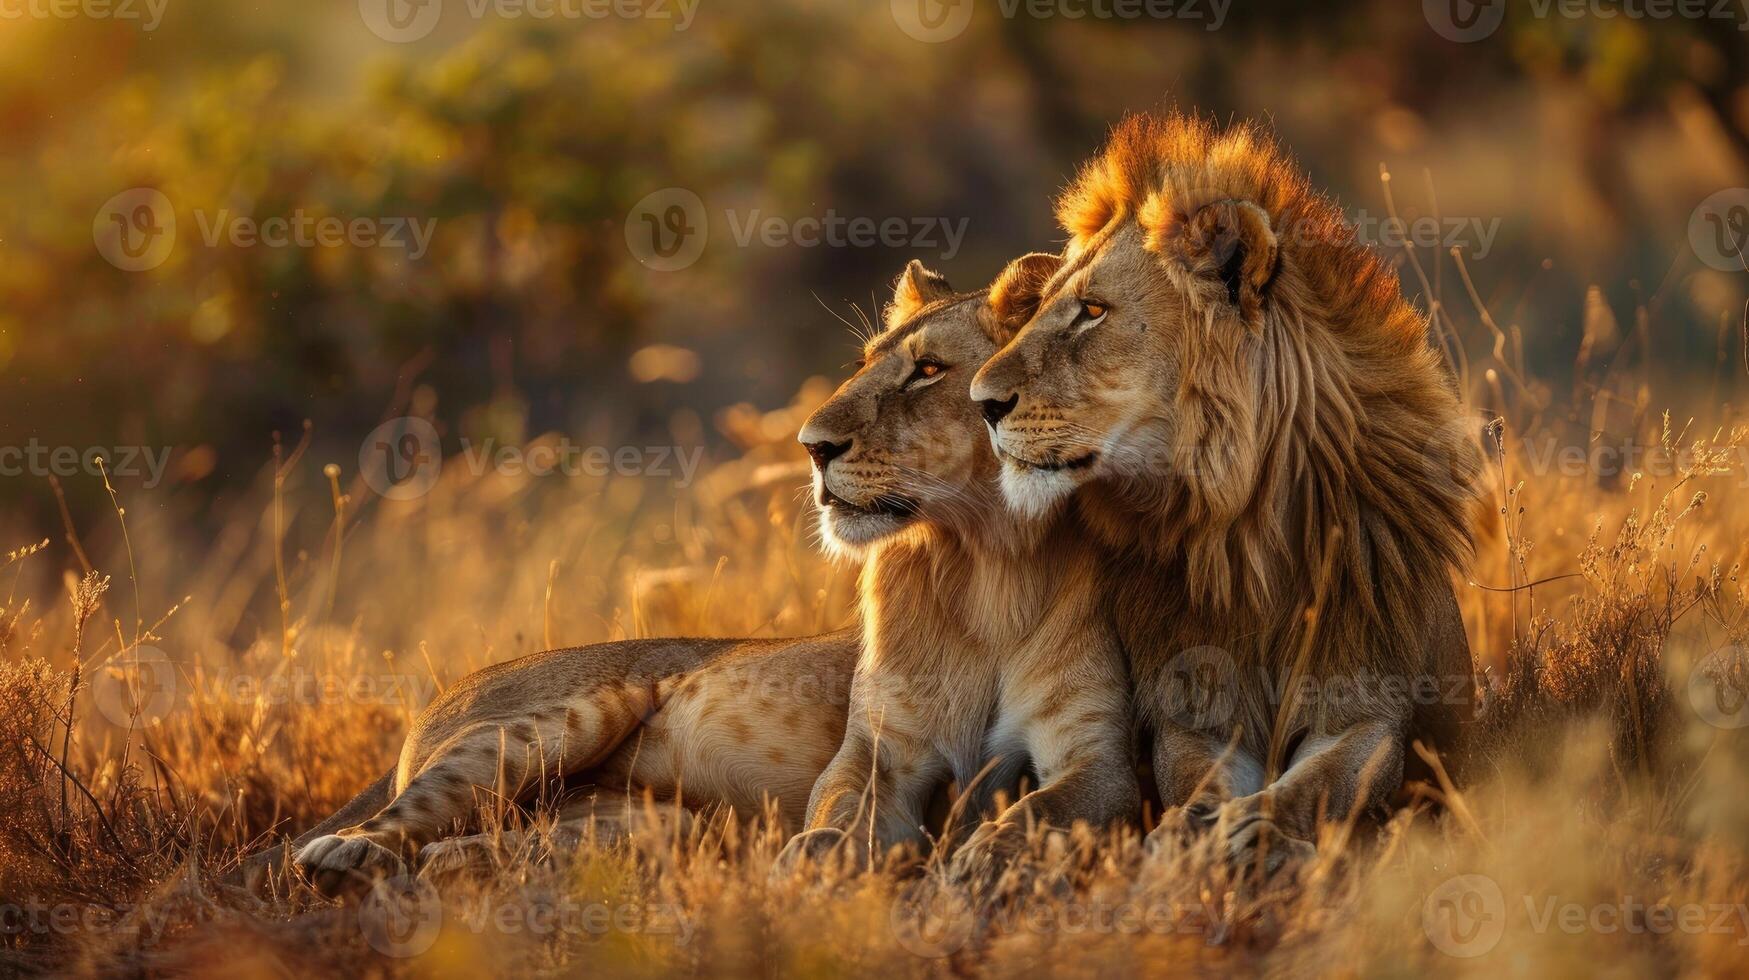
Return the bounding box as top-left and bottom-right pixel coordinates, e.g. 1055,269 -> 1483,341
904,358 -> 947,387
1079,300 -> 1109,322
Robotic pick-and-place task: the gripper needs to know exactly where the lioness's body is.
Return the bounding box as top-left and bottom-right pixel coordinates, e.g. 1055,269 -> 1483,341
289,256 -> 1137,887
778,262 -> 1139,880
250,632 -> 854,885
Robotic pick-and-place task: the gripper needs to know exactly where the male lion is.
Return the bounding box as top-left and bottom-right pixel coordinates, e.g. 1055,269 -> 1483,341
777,256 -> 1138,884
970,113 -> 1480,873
277,254 -> 1125,890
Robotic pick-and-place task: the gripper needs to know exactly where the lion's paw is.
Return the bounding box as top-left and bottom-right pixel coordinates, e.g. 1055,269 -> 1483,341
1223,815 -> 1315,880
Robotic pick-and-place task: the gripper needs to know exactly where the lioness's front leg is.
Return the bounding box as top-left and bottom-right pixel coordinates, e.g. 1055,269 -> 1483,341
776,707 -> 939,873
950,653 -> 1140,891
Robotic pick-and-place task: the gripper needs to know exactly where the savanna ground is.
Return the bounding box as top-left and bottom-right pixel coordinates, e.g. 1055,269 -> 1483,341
4,266 -> 1749,978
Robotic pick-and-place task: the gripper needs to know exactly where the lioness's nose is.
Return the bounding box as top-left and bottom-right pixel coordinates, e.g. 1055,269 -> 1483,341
980,395 -> 1018,427
804,438 -> 852,469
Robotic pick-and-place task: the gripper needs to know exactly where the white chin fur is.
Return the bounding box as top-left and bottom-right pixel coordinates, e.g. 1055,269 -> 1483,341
817,508 -> 906,559
998,463 -> 1076,519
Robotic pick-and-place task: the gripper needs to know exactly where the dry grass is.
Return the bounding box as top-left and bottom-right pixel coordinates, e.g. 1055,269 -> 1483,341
4,296 -> 1749,978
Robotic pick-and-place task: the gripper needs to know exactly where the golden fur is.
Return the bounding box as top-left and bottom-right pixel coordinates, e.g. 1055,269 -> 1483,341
778,259 -> 1138,884
971,112 -> 1481,872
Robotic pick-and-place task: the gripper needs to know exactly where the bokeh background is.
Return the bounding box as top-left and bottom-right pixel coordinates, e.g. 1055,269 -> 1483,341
5,0 -> 1747,513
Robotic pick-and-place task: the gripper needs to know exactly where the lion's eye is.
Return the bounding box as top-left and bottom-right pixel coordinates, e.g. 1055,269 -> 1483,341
904,358 -> 947,387
1079,300 -> 1109,323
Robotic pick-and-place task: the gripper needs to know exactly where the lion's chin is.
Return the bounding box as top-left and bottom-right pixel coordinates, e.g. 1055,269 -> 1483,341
997,462 -> 1078,519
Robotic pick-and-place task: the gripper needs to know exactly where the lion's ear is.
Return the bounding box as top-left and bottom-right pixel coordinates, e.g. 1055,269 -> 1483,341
886,260 -> 955,329
983,251 -> 1063,343
1149,198 -> 1279,324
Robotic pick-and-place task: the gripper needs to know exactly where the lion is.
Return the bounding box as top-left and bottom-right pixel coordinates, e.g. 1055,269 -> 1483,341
277,254 -> 1132,891
969,112 -> 1481,873
775,256 -> 1138,885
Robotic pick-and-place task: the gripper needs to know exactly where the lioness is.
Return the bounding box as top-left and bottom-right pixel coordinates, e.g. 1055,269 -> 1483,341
776,257 -> 1139,883
970,113 -> 1480,872
284,255 -> 1127,888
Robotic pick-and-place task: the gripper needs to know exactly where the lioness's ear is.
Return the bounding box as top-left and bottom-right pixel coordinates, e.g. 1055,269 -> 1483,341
983,251 -> 1064,343
1148,198 -> 1279,325
886,259 -> 955,329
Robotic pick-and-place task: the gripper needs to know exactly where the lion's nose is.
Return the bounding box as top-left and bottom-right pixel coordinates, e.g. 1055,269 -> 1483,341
980,395 -> 1018,427
804,438 -> 852,469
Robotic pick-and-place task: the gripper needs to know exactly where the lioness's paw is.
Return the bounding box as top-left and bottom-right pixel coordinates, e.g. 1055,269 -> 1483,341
946,821 -> 1027,897
295,833 -> 407,895
770,827 -> 847,878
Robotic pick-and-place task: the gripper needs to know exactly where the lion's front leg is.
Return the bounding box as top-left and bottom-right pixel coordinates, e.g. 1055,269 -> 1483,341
1144,722 -> 1264,855
1220,716 -> 1404,876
